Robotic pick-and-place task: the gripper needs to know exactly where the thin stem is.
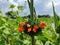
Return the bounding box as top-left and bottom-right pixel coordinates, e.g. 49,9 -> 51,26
27,0 -> 31,14
55,34 -> 60,45
31,35 -> 35,45
59,34 -> 60,45
30,0 -> 33,20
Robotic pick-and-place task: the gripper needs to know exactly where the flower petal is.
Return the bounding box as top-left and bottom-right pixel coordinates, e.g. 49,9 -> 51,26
28,28 -> 31,32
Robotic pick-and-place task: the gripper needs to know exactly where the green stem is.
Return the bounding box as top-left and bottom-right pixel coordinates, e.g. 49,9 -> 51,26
31,35 -> 35,45
55,34 -> 60,45
30,0 -> 33,20
59,34 -> 60,45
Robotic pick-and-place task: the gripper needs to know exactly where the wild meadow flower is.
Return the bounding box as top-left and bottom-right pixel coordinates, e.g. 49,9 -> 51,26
18,27 -> 24,32
39,22 -> 47,28
18,21 -> 47,36
27,24 -> 31,27
20,22 -> 25,27
18,0 -> 47,45
28,28 -> 31,32
33,28 -> 36,32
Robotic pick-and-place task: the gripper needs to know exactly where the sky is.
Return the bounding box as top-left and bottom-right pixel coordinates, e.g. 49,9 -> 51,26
0,0 -> 60,16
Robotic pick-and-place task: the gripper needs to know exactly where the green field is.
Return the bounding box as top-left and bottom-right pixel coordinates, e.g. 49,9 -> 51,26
0,0 -> 60,45
0,14 -> 60,45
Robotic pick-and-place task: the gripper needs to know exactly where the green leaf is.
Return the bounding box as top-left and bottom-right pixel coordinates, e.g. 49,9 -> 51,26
17,6 -> 23,10
3,28 -> 10,35
52,2 -> 59,30
10,4 -> 15,8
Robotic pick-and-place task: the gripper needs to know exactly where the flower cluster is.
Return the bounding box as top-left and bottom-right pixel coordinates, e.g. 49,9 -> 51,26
18,22 -> 46,35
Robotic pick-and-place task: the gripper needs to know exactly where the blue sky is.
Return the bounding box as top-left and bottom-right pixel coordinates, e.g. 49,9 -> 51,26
0,0 -> 60,16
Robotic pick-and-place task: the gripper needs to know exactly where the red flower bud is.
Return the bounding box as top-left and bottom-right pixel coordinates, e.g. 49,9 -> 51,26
28,28 -> 31,32
33,28 -> 36,32
18,27 -> 24,32
39,22 -> 47,28
34,25 -> 39,29
27,24 -> 30,27
20,22 -> 25,27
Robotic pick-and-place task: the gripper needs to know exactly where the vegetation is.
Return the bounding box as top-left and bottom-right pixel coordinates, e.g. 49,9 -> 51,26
0,0 -> 60,45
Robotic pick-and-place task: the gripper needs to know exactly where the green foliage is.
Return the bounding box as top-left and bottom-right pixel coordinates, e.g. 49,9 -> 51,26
10,4 -> 15,9
52,2 -> 59,30
17,6 -> 23,10
52,2 -> 60,45
6,11 -> 19,19
0,13 -> 60,45
0,0 -> 60,45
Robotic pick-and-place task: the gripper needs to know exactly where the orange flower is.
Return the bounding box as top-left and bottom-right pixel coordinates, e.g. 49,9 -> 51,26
34,25 -> 39,29
20,22 -> 25,27
27,24 -> 30,27
28,28 -> 31,32
18,27 -> 24,32
39,22 -> 46,28
33,28 -> 36,32
32,25 -> 39,32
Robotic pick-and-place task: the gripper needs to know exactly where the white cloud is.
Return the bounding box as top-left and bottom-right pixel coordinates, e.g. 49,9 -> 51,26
24,0 -> 27,1
46,0 -> 60,9
8,0 -> 19,11
34,0 -> 40,3
17,0 -> 40,5
8,0 -> 18,6
0,0 -> 7,3
0,0 -> 60,16
46,2 -> 52,9
0,0 -> 2,2
17,0 -> 23,3
16,0 -> 27,6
